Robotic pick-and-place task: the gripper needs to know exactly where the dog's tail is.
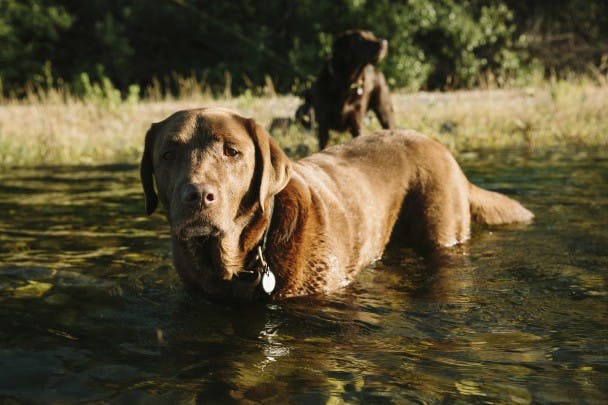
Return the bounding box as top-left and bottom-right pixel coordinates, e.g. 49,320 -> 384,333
468,183 -> 534,225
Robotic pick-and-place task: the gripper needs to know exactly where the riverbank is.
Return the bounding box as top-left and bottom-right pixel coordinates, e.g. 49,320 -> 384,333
1,81 -> 607,166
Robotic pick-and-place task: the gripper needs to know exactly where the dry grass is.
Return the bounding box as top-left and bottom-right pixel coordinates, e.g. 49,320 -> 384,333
394,84 -> 608,152
0,81 -> 607,166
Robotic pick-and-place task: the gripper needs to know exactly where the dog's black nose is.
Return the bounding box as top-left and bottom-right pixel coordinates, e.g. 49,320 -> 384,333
181,183 -> 217,207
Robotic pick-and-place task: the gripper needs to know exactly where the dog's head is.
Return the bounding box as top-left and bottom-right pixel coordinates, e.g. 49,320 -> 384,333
330,29 -> 388,76
140,108 -> 291,242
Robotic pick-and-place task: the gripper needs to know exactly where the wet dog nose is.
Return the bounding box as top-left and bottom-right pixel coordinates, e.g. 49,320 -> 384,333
181,183 -> 217,207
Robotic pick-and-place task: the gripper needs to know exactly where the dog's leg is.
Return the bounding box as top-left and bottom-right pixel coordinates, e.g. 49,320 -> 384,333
402,176 -> 471,252
349,118 -> 362,138
318,124 -> 330,150
374,100 -> 395,129
372,90 -> 395,129
371,78 -> 395,129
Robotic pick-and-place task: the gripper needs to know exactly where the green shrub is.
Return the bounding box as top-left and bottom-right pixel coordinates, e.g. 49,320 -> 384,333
0,0 -> 606,96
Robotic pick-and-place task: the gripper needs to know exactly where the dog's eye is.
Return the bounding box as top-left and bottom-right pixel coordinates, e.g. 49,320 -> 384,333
162,150 -> 176,160
223,144 -> 239,157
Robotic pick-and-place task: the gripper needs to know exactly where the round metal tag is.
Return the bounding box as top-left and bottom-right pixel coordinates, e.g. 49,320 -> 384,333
261,270 -> 276,294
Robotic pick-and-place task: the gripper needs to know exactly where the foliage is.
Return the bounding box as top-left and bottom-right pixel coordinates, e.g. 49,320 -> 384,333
351,0 -> 528,89
0,0 -> 73,93
0,0 -> 607,97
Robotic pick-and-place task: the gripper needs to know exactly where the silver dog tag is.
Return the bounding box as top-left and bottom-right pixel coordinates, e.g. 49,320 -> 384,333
262,269 -> 276,294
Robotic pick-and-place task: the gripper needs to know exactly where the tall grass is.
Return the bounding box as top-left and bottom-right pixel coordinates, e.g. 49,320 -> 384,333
0,74 -> 606,167
394,80 -> 608,152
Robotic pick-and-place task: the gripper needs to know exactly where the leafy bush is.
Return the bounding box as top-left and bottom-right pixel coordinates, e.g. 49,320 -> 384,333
0,0 -> 73,96
0,0 -> 606,97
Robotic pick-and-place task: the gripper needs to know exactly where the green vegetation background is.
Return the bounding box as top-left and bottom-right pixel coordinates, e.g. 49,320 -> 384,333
2,0 -> 607,98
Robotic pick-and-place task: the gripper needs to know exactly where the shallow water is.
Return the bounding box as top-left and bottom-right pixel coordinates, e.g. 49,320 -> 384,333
1,149 -> 607,403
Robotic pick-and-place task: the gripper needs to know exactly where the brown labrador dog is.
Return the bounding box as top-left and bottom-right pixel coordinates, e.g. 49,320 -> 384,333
140,108 -> 533,302
297,29 -> 395,150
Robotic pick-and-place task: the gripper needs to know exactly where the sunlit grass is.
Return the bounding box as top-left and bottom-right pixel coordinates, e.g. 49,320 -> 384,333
399,81 -> 608,151
0,78 -> 607,166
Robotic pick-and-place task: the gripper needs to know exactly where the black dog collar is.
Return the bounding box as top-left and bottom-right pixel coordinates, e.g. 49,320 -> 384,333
235,204 -> 276,297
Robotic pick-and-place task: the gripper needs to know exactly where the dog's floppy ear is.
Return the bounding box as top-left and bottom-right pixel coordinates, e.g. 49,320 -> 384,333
247,119 -> 292,211
140,123 -> 159,215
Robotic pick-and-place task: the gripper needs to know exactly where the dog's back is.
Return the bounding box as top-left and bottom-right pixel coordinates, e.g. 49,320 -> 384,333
292,130 -> 532,258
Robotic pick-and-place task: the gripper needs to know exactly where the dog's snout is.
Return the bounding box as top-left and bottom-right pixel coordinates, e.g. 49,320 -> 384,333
181,183 -> 217,207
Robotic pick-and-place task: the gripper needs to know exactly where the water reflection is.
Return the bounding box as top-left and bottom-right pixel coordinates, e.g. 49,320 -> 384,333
1,149 -> 607,403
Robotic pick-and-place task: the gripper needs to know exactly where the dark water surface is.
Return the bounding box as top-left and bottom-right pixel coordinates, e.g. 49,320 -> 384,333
1,149 -> 607,403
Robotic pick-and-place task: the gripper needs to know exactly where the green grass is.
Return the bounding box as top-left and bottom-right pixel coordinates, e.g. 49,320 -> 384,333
0,78 -> 607,167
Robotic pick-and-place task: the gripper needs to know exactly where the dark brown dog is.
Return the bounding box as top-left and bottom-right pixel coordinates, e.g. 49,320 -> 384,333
297,29 -> 395,150
140,108 -> 533,302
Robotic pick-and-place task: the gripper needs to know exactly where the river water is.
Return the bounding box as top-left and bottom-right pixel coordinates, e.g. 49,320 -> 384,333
1,148 -> 607,403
